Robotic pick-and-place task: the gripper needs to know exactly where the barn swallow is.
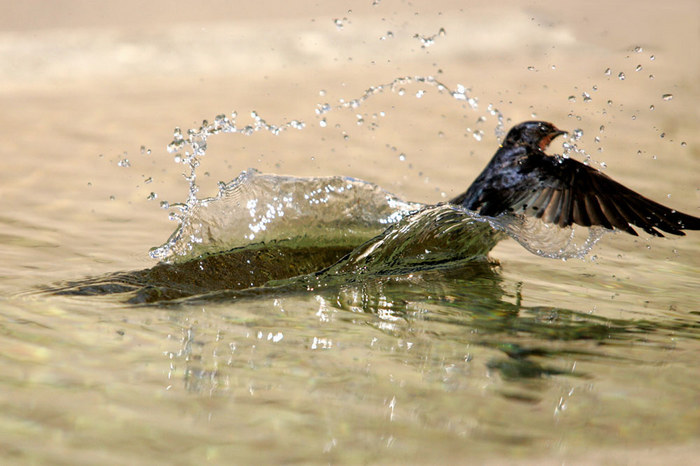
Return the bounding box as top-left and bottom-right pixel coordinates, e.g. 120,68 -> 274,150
450,121 -> 700,236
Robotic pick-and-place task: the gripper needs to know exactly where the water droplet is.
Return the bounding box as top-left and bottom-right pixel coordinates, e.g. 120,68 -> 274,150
551,64 -> 557,70
415,90 -> 425,98
648,74 -> 655,80
680,141 -> 687,147
398,153 -> 406,161
145,177 -> 153,184
572,128 -> 584,140
582,92 -> 592,102
87,182 -> 92,187
662,94 -> 673,101
118,158 -> 130,168
594,136 -> 600,143
592,85 -> 598,91
604,68 -> 611,76
660,132 -> 666,138
599,125 -> 605,132
635,64 -> 643,71
600,161 -> 607,168
649,54 -> 655,61
568,95 -> 576,103
147,192 -> 158,200
607,100 -> 613,105
618,72 -> 626,80
319,89 -> 326,97
472,130 -> 484,142
319,118 -> 327,128
527,66 -> 536,71
633,46 -> 643,53
160,201 -> 169,209
649,105 -> 655,111
334,18 -> 345,30
109,195 -> 116,201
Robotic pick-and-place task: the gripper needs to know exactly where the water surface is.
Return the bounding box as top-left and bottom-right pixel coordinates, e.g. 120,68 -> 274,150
1,1 -> 699,464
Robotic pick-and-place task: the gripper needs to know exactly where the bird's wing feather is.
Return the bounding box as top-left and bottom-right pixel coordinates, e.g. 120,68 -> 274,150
506,156 -> 699,237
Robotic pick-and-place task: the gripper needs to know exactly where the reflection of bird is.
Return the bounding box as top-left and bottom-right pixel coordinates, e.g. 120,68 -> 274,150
450,121 -> 700,237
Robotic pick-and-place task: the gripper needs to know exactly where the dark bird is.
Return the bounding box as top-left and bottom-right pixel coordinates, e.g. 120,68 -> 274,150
450,121 -> 700,237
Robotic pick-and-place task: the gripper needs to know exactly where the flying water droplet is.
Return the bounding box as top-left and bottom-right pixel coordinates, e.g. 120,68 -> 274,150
635,64 -> 643,71
568,95 -> 576,103
649,105 -> 655,111
118,158 -> 130,168
604,68 -> 611,76
582,92 -> 592,102
618,72 -> 626,80
662,94 -> 673,101
633,46 -> 643,53
572,128 -> 584,140
147,192 -> 158,200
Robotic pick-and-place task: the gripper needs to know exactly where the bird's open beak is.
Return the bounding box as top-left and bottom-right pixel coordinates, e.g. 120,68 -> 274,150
538,129 -> 567,150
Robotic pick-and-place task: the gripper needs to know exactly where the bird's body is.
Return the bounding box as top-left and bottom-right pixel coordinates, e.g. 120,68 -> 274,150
450,121 -> 700,237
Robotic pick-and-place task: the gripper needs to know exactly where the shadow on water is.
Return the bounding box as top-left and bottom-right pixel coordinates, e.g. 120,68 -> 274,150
43,204 -> 699,385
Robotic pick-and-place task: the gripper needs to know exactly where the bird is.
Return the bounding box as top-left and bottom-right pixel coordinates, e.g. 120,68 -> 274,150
450,121 -> 700,237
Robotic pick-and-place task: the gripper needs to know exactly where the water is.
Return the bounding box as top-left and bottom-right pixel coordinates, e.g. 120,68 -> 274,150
2,2 -> 699,464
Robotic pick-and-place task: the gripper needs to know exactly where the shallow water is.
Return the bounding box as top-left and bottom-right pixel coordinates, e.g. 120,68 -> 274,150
1,1 -> 699,464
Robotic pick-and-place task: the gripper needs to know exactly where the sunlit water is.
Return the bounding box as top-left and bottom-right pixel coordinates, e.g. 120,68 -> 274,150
2,3 -> 699,464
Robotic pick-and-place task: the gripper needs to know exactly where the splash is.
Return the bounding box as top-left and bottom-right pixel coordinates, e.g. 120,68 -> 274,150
492,215 -> 608,260
151,75 -> 506,262
150,169 -> 423,261
148,74 -> 606,271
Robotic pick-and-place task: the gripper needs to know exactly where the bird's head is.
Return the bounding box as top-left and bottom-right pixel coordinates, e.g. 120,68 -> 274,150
503,121 -> 567,151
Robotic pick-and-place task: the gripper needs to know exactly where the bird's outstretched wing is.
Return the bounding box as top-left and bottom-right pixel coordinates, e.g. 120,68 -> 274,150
487,156 -> 700,237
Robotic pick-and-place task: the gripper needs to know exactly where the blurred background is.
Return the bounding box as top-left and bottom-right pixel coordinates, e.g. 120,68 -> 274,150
1,1 -> 697,280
